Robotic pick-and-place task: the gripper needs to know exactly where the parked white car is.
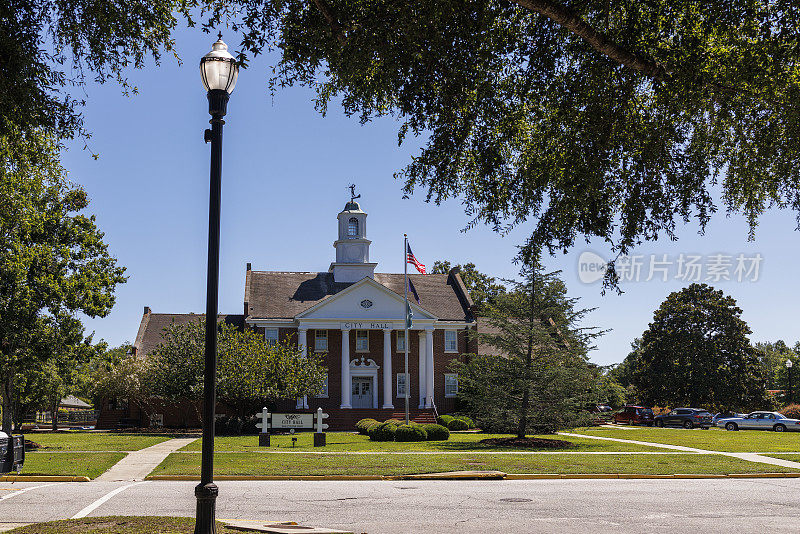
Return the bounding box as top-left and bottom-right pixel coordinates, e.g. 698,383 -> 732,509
716,412 -> 800,432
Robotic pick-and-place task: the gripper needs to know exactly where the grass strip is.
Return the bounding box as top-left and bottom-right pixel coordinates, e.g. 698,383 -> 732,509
178,432 -> 661,453
569,427 -> 800,453
27,433 -> 170,452
8,516 -> 239,533
21,452 -> 126,479
150,452 -> 799,477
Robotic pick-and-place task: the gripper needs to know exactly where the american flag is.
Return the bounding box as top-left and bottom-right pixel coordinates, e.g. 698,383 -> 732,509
406,243 -> 426,274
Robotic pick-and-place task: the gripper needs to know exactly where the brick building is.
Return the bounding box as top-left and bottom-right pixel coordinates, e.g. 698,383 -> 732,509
100,198 -> 477,430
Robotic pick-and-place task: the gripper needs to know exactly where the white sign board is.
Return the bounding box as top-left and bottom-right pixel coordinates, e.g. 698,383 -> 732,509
272,413 -> 314,429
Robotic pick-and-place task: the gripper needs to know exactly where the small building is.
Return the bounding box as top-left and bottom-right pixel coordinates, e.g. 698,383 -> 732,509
100,197 -> 477,430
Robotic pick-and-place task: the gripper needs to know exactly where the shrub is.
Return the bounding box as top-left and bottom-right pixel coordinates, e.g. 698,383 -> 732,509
382,419 -> 403,427
447,418 -> 469,431
455,416 -> 475,429
356,418 -> 379,435
395,424 -> 428,442
437,415 -> 454,427
368,422 -> 397,441
423,424 -> 450,441
781,404 -> 800,419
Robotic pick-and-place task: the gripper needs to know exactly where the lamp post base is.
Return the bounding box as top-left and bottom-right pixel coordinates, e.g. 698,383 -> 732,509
194,482 -> 219,534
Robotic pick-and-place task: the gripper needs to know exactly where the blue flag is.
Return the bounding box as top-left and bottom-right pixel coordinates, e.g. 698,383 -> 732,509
405,300 -> 413,329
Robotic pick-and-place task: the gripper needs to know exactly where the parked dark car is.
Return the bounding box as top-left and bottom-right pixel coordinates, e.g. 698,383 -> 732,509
0,432 -> 24,474
654,408 -> 712,429
613,405 -> 654,426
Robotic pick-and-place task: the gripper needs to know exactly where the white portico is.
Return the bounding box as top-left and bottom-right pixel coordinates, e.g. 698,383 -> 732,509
295,276 -> 438,409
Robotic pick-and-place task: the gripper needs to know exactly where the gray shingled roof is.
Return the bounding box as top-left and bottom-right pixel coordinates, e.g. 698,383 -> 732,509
246,271 -> 473,321
134,313 -> 244,357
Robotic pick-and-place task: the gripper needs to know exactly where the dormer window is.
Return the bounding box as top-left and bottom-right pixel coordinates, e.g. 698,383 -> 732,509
348,217 -> 359,237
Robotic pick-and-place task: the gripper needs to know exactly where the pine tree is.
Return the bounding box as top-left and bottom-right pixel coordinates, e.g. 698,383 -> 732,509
455,254 -> 600,436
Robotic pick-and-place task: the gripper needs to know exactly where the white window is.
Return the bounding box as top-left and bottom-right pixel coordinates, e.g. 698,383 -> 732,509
445,374 -> 459,397
397,373 -> 410,398
317,374 -> 329,398
348,217 -> 359,236
356,330 -> 369,352
444,330 -> 458,352
265,328 -> 278,346
315,330 -> 328,352
396,331 -> 406,352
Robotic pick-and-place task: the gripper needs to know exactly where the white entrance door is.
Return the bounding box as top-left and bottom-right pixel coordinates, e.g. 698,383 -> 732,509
352,377 -> 373,409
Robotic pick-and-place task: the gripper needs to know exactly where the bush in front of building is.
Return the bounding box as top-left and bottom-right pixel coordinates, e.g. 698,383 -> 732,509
395,424 -> 428,442
437,415 -> 454,427
455,416 -> 475,429
781,404 -> 800,419
447,418 -> 469,431
423,424 -> 450,441
356,418 -> 379,435
368,421 -> 398,441
382,418 -> 403,427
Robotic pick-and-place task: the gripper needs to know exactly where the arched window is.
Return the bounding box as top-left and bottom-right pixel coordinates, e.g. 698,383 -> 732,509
348,217 -> 359,236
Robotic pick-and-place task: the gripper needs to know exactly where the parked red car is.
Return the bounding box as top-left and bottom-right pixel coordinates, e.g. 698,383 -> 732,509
613,405 -> 654,426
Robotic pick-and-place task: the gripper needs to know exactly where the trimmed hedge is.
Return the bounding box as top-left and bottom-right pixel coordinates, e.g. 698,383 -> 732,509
382,419 -> 404,427
395,424 -> 428,442
447,418 -> 469,431
368,421 -> 397,441
456,416 -> 475,429
355,418 -> 379,435
423,423 -> 450,441
437,415 -> 454,427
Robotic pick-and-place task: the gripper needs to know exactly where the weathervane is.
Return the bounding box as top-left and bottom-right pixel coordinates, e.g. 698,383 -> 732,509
349,184 -> 361,202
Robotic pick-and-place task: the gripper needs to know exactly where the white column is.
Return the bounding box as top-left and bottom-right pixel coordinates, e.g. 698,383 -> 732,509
382,329 -> 393,409
297,328 -> 308,409
418,331 -> 426,409
425,328 -> 435,409
340,328 -> 352,408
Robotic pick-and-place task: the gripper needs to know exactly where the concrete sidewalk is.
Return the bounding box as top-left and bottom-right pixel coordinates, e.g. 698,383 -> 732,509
95,438 -> 197,482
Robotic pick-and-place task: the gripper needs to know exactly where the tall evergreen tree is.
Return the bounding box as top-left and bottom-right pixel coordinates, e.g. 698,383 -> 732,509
633,283 -> 766,411
455,255 -> 599,436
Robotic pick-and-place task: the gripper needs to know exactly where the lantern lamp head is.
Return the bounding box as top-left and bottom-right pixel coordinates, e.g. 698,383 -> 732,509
787,359 -> 793,369
200,33 -> 239,94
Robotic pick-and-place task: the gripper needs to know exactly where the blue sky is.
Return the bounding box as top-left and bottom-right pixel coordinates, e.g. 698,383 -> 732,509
64,27 -> 800,366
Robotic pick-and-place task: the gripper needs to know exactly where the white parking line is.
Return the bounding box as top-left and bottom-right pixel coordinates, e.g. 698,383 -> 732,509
0,483 -> 62,502
71,482 -> 146,519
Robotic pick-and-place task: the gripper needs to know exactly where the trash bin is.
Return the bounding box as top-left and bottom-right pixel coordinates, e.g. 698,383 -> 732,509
0,432 -> 24,474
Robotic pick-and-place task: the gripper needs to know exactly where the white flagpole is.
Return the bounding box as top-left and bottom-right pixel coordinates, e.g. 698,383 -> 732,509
404,234 -> 410,425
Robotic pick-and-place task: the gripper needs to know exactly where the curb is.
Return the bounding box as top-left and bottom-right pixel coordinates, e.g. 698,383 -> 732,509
0,475 -> 91,482
147,472 -> 800,481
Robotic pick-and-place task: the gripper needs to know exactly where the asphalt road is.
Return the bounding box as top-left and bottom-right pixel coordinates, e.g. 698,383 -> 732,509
2,478 -> 800,533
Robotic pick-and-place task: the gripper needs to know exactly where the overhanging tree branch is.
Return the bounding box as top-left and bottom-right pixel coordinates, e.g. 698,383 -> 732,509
510,0 -> 666,79
312,0 -> 347,45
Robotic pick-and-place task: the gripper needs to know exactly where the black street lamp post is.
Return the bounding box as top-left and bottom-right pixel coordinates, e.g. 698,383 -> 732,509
787,359 -> 793,406
195,33 -> 239,534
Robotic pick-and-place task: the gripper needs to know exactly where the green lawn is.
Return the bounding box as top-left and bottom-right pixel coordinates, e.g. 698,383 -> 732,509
8,517 -> 241,534
150,451 -> 799,477
569,426 -> 800,452
179,432 -> 662,453
20,452 -> 126,479
27,432 -> 171,451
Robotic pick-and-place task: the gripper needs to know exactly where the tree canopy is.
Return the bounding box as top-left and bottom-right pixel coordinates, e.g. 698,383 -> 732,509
632,283 -> 766,411
145,319 -> 326,423
431,260 -> 506,311
180,0 -> 800,285
0,130 -> 126,431
9,2 -> 800,285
